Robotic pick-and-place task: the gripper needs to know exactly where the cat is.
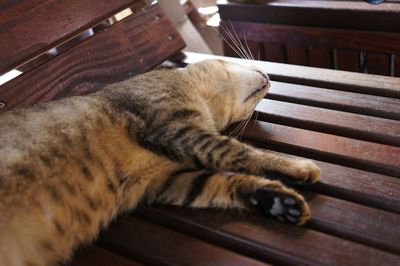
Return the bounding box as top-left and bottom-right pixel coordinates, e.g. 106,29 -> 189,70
0,59 -> 320,265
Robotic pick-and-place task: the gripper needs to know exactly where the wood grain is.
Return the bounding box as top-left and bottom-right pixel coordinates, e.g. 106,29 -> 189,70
309,48 -> 332,68
98,216 -> 268,266
0,0 -> 141,74
254,99 -> 400,146
70,246 -> 142,266
243,120 -> 400,177
267,81 -> 400,121
366,53 -> 391,76
219,21 -> 400,55
136,206 -> 400,266
218,1 -> 400,76
286,45 -> 308,66
263,43 -> 285,63
304,192 -> 400,254
396,55 -> 400,77
336,50 -> 360,72
303,158 -> 400,214
217,0 -> 400,32
0,4 -> 185,112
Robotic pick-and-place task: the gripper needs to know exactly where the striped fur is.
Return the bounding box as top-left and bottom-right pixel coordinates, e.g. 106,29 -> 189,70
0,59 -> 320,265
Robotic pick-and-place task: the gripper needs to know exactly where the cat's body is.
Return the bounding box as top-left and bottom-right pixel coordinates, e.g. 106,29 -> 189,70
0,59 -> 320,265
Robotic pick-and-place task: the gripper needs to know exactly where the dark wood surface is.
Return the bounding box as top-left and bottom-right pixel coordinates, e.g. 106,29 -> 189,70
218,0 -> 400,76
70,52 -> 400,265
97,216 -> 269,266
220,20 -> 400,55
219,20 -> 400,58
263,43 -> 285,63
68,246 -> 143,266
267,81 -> 400,121
0,4 -> 185,113
308,48 -> 332,68
133,206 -> 400,266
396,55 -> 400,77
0,0 -> 141,75
366,53 -> 391,76
217,0 -> 400,32
254,99 -> 400,146
2,0 -> 400,261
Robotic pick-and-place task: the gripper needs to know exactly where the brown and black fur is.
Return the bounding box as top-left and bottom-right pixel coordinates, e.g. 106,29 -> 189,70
0,59 -> 320,265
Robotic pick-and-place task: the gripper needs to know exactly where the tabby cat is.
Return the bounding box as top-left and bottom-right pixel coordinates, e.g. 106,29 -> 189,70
0,59 -> 320,265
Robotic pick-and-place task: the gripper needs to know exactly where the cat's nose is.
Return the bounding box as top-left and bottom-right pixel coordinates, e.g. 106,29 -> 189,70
256,70 -> 269,86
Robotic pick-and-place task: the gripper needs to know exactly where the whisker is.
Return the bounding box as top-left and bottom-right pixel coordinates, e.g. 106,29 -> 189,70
253,110 -> 259,129
221,24 -> 248,60
221,22 -> 248,60
213,26 -> 244,59
238,111 -> 253,140
234,109 -> 253,140
243,31 -> 254,60
227,119 -> 242,137
229,116 -> 248,138
219,24 -> 244,58
228,20 -> 252,60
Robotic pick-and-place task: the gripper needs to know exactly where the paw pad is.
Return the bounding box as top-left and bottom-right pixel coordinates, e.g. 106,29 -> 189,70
245,188 -> 309,225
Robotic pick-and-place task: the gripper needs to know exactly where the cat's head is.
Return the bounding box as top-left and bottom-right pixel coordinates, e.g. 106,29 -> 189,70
184,59 -> 270,130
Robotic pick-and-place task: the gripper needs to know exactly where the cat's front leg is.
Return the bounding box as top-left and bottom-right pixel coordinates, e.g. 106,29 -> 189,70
137,123 -> 320,185
216,141 -> 321,186
146,169 -> 311,225
257,152 -> 321,186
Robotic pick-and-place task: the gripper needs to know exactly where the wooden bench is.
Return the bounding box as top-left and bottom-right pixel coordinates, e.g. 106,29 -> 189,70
218,0 -> 400,76
0,0 -> 183,109
1,1 -> 399,265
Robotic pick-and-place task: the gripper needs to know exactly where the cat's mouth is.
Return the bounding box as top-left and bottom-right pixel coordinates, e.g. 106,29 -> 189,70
244,84 -> 268,103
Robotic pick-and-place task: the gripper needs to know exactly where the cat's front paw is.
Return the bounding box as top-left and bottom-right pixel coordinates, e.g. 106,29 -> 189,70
245,187 -> 310,225
283,159 -> 321,185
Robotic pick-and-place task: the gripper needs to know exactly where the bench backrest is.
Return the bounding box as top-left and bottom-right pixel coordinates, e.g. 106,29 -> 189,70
218,0 -> 400,77
0,0 -> 185,113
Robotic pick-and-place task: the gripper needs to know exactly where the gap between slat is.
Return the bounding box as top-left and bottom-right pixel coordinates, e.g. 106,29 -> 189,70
266,81 -> 400,121
134,206 -> 400,264
242,121 -> 400,178
254,98 -> 400,147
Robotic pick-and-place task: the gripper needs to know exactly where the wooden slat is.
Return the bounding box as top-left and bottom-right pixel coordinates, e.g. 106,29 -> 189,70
16,29 -> 96,74
254,99 -> 400,146
300,158 -> 400,214
219,21 -> 400,55
0,4 -> 185,112
396,55 -> 400,77
263,43 -> 285,63
336,50 -> 360,72
286,45 -> 308,66
267,81 -> 400,121
309,48 -> 332,68
243,120 -> 400,177
304,193 -> 400,254
98,216 -> 268,266
136,206 -> 400,266
178,52 -> 400,98
366,53 -> 390,76
70,246 -> 142,266
0,0 -> 141,74
217,0 -> 400,32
